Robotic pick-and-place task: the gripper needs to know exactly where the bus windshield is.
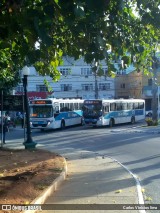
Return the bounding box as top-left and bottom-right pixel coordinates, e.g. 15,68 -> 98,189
83,101 -> 102,118
30,106 -> 53,118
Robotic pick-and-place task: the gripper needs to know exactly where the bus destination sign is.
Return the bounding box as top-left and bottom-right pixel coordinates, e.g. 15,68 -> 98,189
84,100 -> 102,104
30,100 -> 52,105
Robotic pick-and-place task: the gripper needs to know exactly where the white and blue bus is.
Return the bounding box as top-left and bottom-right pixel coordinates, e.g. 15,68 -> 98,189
82,99 -> 145,127
29,98 -> 84,131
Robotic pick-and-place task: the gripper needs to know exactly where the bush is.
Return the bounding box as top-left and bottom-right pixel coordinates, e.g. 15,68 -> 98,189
145,117 -> 158,126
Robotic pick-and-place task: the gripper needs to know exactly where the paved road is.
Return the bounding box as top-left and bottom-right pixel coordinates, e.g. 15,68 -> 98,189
3,122 -> 160,211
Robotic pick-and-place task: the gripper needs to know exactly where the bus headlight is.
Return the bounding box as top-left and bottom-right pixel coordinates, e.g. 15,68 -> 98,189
47,120 -> 53,125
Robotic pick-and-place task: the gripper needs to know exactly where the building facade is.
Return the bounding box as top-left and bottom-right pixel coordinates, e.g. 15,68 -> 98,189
115,70 -> 143,99
115,53 -> 160,111
16,57 -> 115,100
17,55 -> 160,108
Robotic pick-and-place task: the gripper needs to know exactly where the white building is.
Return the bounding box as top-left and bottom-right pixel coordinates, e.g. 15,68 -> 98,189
16,57 -> 115,100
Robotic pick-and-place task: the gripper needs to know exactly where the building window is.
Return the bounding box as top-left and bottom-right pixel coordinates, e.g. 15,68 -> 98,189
60,68 -> 70,76
16,85 -> 23,92
148,79 -> 152,86
82,84 -> 93,91
81,68 -> 92,75
36,85 -> 48,92
116,70 -> 126,75
99,83 -> 110,90
120,83 -> 125,89
61,84 -> 72,91
103,68 -> 108,75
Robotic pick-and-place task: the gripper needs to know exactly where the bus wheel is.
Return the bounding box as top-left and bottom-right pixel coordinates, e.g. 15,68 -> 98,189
61,120 -> 65,129
131,117 -> 135,124
109,119 -> 114,127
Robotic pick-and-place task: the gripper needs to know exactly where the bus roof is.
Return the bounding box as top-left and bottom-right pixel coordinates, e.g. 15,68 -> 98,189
84,99 -> 145,103
30,98 -> 84,105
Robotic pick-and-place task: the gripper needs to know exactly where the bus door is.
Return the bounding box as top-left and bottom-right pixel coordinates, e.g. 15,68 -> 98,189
53,102 -> 60,118
102,103 -> 109,124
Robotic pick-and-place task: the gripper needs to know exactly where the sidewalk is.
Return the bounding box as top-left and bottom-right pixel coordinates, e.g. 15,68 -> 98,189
35,151 -> 141,213
140,125 -> 160,134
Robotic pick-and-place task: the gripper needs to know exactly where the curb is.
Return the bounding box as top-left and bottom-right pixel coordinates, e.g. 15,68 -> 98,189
103,154 -> 146,213
23,158 -> 67,213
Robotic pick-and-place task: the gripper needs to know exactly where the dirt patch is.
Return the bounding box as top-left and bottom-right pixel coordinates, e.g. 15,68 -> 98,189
0,148 -> 66,211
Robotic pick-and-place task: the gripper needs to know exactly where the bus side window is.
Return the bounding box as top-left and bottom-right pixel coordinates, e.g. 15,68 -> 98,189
103,105 -> 109,114
70,103 -> 74,111
79,103 -> 83,110
74,103 -> 78,110
134,102 -> 139,109
77,103 -> 79,110
128,103 -> 133,110
60,103 -> 64,112
64,103 -> 70,111
116,103 -> 122,111
55,106 -> 59,114
110,103 -> 116,111
138,102 -> 144,109
122,103 -> 127,110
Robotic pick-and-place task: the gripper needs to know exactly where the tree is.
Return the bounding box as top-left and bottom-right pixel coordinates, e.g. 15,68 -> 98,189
0,0 -> 159,89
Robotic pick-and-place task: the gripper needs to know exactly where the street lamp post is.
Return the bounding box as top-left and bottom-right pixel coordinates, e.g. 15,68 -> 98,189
22,66 -> 37,149
158,86 -> 160,122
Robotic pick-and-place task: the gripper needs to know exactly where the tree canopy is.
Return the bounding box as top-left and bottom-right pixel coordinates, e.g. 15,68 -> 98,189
0,0 -> 160,89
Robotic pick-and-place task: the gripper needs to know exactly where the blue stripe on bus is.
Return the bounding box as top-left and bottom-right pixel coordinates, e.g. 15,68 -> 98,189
104,110 -> 144,119
55,110 -> 82,121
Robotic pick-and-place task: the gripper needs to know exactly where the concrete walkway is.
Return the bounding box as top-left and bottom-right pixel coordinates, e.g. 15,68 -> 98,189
36,151 -> 141,213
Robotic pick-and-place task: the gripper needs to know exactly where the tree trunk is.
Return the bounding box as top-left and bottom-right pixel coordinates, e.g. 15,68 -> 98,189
152,79 -> 158,121
151,56 -> 159,122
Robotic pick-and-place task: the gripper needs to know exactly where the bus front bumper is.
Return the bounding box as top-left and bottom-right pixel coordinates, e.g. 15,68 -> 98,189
30,119 -> 53,129
84,119 -> 102,126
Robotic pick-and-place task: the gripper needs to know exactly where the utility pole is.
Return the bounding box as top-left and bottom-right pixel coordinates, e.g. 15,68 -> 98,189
95,71 -> 98,99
